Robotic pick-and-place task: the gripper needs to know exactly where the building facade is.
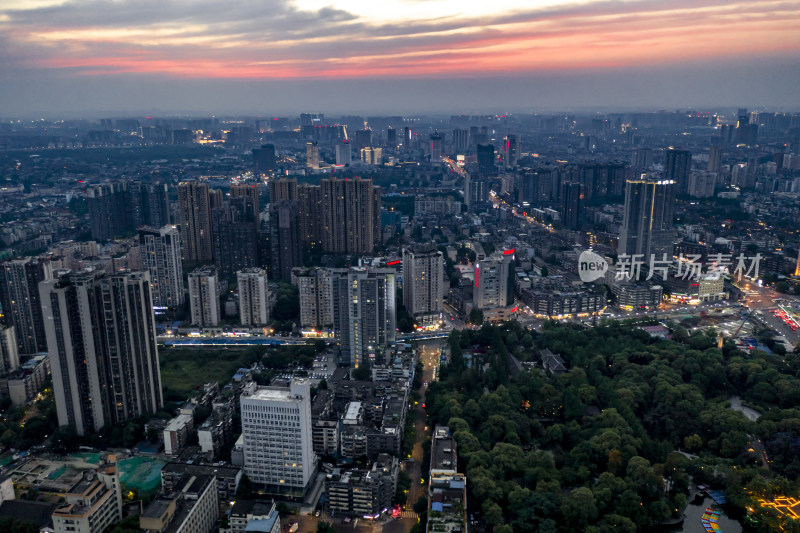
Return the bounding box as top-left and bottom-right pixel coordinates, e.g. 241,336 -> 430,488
139,225 -> 185,311
402,246 -> 444,327
188,267 -> 220,327
240,380 -> 317,496
238,268 -> 270,327
40,270 -> 163,436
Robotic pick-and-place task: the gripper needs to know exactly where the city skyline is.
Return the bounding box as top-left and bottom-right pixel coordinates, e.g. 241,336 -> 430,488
1,0 -> 800,116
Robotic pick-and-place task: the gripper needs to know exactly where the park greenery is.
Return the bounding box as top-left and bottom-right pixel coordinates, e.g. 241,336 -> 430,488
425,319 -> 800,532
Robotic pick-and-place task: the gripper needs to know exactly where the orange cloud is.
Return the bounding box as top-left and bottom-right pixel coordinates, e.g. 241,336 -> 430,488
6,0 -> 800,79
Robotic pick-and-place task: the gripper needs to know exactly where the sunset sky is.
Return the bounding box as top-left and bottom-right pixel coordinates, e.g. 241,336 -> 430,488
2,0 -> 800,116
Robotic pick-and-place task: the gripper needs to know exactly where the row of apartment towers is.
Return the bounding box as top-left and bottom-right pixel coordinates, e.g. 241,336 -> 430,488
86,177 -> 382,282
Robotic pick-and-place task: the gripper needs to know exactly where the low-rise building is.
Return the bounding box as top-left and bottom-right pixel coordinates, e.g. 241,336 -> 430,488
325,455 -> 397,518
140,473 -> 218,533
164,414 -> 194,456
52,461 -> 122,533
227,500 -> 280,533
161,462 -> 242,502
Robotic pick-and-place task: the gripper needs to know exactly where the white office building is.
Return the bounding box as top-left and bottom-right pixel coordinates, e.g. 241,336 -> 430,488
240,380 -> 317,496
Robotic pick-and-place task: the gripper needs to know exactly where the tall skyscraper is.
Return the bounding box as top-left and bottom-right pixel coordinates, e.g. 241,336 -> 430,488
452,129 -> 469,153
560,182 -> 585,230
331,268 -> 396,368
188,267 -> 220,327
177,181 -> 217,263
402,245 -> 444,327
269,201 -> 303,280
212,197 -> 261,280
403,127 -> 412,150
335,141 -> 352,165
297,268 -> 334,331
298,184 -> 323,249
355,129 -> 372,151
40,270 -> 163,436
138,225 -> 185,311
632,147 -> 653,170
230,184 -> 261,220
476,144 -> 495,176
0,325 -> 19,376
306,142 -> 320,169
269,178 -> 298,203
87,182 -> 130,241
0,256 -> 52,355
129,181 -> 170,229
618,173 -> 676,265
237,268 -> 270,327
320,177 -> 381,255
386,127 -> 397,148
429,133 -> 444,162
708,146 -> 723,172
88,182 -> 170,241
253,144 -> 277,175
240,380 -> 317,495
503,134 -> 518,168
664,148 -> 691,195
464,172 -> 490,211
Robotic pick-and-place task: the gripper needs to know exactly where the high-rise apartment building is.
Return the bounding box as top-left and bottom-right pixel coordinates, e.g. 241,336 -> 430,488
298,184 -> 323,249
560,182 -> 585,230
664,148 -> 691,195
86,182 -> 129,241
618,173 -> 676,267
452,129 -> 469,153
269,201 -> 303,281
429,133 -> 444,162
269,178 -> 298,203
0,256 -> 52,355
331,268 -> 396,368
306,142 -> 320,169
354,129 -> 372,151
476,144 -> 495,176
320,177 -> 381,255
474,253 -> 514,310
503,134 -> 518,168
237,268 -> 270,327
139,225 -> 185,311
708,146 -> 723,172
0,325 -> 19,376
632,147 -> 653,170
297,268 -> 334,331
40,270 -> 163,436
335,141 -> 352,166
402,245 -> 444,327
177,181 -> 219,263
212,197 -> 261,280
87,182 -> 169,241
240,380 -> 317,495
188,267 -> 220,327
230,184 -> 261,221
253,144 -> 277,175
130,181 -> 170,229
